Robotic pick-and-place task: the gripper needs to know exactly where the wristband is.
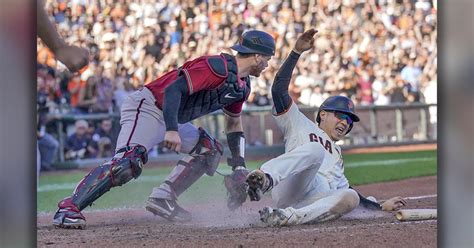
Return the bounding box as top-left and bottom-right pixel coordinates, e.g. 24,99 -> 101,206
226,132 -> 245,169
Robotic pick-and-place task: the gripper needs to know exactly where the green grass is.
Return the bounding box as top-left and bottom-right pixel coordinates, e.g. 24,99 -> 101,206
343,150 -> 437,185
38,150 -> 436,213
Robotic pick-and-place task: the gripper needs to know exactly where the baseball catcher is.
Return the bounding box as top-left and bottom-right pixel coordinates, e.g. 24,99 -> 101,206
53,30 -> 275,228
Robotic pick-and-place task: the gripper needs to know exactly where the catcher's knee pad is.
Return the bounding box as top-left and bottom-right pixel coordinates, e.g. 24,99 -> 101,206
71,145 -> 148,210
189,127 -> 223,176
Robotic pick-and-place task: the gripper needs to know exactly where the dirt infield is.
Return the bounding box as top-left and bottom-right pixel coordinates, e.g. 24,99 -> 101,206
37,176 -> 437,247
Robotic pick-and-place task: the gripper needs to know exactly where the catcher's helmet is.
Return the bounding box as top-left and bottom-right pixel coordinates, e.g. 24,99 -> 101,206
231,30 -> 275,56
316,95 -> 360,134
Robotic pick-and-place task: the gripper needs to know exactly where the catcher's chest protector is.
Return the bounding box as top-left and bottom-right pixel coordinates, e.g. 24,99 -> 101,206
177,53 -> 250,123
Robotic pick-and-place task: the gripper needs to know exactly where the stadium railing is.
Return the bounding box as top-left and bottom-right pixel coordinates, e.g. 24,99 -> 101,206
47,103 -> 437,168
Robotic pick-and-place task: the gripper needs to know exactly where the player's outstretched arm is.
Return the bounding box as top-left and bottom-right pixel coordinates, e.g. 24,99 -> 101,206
293,28 -> 318,54
272,29 -> 318,114
351,186 -> 407,211
380,196 -> 407,211
37,0 -> 89,72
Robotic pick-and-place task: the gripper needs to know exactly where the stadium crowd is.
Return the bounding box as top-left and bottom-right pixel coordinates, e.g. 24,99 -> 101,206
37,0 -> 437,163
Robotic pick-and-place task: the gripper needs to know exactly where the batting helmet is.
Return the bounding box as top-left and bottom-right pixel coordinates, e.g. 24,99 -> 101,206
316,96 -> 360,134
231,30 -> 275,56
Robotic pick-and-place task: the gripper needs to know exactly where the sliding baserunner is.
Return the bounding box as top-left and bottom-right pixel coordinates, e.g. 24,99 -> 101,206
245,29 -> 407,226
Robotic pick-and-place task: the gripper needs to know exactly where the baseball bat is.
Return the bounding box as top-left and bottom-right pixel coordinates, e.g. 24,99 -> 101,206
396,209 -> 437,221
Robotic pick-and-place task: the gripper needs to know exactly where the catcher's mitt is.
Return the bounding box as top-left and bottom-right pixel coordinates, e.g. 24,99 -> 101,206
224,168 -> 249,211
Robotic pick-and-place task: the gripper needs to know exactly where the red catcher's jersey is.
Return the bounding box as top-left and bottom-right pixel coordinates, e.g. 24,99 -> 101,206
145,54 -> 248,117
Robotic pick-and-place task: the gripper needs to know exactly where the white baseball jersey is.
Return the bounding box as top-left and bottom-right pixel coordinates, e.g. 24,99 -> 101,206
272,102 -> 349,190
259,101 -> 351,209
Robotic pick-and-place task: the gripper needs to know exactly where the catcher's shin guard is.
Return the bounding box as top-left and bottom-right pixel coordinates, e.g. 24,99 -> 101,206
157,128 -> 223,198
71,145 -> 148,210
164,156 -> 208,197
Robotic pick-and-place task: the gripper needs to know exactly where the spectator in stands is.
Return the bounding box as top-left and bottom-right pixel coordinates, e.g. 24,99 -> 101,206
37,90 -> 59,171
356,71 -> 374,105
372,75 -> 391,106
93,65 -> 114,113
76,76 -> 97,113
68,74 -> 86,113
65,120 -> 96,160
37,0 -> 436,111
248,69 -> 273,107
401,57 -> 422,98
420,74 -> 437,139
294,67 -> 317,106
37,130 -> 59,171
389,76 -> 410,104
308,85 -> 325,107
91,119 -> 117,158
249,89 -> 271,107
113,68 -> 133,112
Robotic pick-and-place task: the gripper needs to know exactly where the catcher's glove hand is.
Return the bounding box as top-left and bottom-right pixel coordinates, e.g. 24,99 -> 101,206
224,167 -> 249,211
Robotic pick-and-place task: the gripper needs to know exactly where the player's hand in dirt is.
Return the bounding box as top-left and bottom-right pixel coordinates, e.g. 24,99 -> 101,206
293,28 -> 318,54
224,168 -> 249,211
381,196 -> 407,211
164,131 -> 181,153
54,45 -> 90,72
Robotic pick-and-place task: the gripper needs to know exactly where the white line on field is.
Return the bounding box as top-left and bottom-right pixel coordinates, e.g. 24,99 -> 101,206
37,175 -> 165,192
37,170 -> 235,192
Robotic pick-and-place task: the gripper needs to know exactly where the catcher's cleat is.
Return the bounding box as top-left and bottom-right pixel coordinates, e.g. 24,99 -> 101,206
145,198 -> 192,222
259,207 -> 292,226
246,169 -> 272,201
52,197 -> 86,229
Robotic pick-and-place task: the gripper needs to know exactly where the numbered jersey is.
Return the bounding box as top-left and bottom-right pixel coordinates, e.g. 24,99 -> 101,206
273,102 -> 349,190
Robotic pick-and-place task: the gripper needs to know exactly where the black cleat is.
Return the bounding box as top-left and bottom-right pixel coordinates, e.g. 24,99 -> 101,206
52,197 -> 86,229
145,198 -> 192,222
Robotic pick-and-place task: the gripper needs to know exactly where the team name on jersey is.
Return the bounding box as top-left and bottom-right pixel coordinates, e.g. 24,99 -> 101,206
308,133 -> 333,154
